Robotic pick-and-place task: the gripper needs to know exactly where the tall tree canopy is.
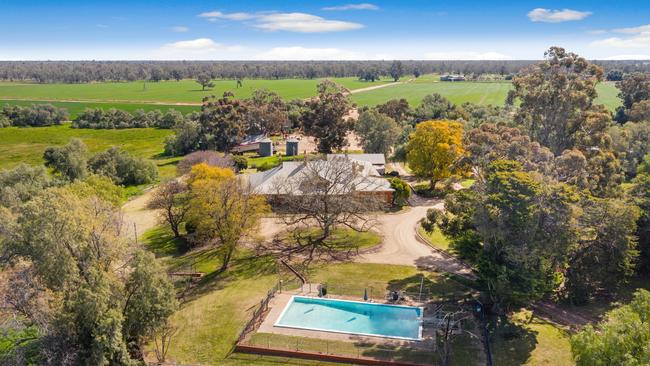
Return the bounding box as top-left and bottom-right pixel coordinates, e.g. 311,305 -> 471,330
199,92 -> 249,152
508,47 -> 604,155
355,109 -> 401,155
301,80 -> 352,153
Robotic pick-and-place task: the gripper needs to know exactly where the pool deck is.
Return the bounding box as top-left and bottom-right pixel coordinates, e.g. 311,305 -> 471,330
257,288 -> 436,349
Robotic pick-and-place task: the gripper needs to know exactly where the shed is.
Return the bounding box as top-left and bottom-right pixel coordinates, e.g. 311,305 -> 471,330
259,139 -> 274,157
286,138 -> 299,156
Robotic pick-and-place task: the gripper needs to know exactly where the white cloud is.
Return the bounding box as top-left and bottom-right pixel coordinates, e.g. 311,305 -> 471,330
603,54 -> 650,60
613,24 -> 650,34
199,11 -> 363,33
586,29 -> 607,35
171,26 -> 189,33
255,46 -> 366,60
322,3 -> 379,11
198,11 -> 255,21
591,33 -> 650,49
156,38 -> 247,59
255,13 -> 363,32
527,8 -> 591,23
423,51 -> 512,60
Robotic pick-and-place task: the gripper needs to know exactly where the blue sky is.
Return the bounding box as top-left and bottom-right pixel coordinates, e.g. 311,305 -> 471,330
1,0 -> 649,60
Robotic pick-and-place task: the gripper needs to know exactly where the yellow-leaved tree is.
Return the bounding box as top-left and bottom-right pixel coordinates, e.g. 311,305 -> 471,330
406,120 -> 465,189
187,162 -> 235,186
186,164 -> 269,272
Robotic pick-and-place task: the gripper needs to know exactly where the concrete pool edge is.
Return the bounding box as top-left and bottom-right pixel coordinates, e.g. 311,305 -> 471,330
273,295 -> 424,341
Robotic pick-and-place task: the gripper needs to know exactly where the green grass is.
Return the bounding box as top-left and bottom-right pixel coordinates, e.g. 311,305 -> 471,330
351,81 -> 513,107
142,226 -> 476,365
594,82 -> 622,111
490,309 -> 573,366
308,262 -> 472,302
0,77 -> 383,105
418,226 -> 451,251
350,79 -> 621,111
0,123 -> 178,179
0,99 -> 198,119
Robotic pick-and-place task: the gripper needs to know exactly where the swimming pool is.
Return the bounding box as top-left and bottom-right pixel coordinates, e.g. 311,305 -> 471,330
274,296 -> 423,340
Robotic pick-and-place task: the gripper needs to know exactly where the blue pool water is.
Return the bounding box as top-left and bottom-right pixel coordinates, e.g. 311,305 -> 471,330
275,296 -> 423,340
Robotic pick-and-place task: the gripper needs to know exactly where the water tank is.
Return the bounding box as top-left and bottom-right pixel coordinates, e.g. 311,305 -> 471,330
286,138 -> 299,156
259,139 -> 273,157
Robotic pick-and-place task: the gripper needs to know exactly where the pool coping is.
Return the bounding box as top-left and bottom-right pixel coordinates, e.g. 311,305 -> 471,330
273,295 -> 424,341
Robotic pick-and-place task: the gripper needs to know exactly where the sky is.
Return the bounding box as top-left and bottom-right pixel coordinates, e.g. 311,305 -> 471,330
0,0 -> 649,60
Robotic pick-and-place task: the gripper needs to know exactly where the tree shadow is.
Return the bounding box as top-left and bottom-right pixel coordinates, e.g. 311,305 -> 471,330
353,339 -> 436,365
143,227 -> 189,257
488,314 -> 538,366
387,274 -> 472,302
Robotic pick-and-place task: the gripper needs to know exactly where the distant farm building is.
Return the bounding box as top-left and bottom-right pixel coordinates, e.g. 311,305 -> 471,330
232,134 -> 268,154
440,74 -> 466,82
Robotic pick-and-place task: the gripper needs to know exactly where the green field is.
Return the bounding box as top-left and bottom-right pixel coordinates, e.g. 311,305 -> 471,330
351,80 -> 621,110
0,123 -> 177,179
0,77 -> 391,105
0,99 -> 198,119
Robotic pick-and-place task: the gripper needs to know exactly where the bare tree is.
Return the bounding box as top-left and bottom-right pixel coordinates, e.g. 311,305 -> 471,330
153,323 -> 177,364
266,157 -> 383,263
147,180 -> 190,238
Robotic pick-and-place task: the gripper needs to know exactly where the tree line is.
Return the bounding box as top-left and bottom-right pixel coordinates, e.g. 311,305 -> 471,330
1,60 -> 649,84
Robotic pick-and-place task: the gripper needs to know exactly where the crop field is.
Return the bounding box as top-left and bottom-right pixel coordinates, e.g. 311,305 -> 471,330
0,77 -> 392,105
351,80 -> 621,110
0,124 -> 177,178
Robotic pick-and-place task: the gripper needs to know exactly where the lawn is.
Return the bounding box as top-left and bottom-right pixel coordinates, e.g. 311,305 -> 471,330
418,226 -> 451,251
0,99 -> 198,119
350,79 -> 621,111
142,226 -> 476,365
0,123 -> 178,179
490,309 -> 573,366
0,77 -> 387,105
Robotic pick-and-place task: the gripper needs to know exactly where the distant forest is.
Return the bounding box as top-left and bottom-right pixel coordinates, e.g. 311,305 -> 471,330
0,60 -> 648,83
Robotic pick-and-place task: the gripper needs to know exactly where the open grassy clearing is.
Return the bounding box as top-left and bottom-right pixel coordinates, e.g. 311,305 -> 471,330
0,77 -> 392,104
0,123 -> 178,179
0,99 -> 198,119
142,226 -> 476,365
490,309 -> 573,366
351,79 -> 621,111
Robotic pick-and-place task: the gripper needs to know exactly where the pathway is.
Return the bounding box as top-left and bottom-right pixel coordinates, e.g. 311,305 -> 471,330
357,201 -> 475,278
121,186 -> 161,241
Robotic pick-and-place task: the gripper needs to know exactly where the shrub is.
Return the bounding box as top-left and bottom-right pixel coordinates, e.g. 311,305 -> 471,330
2,104 -> 68,127
176,151 -> 233,175
88,147 -> 158,185
388,177 -> 411,206
232,155 -> 248,171
73,108 -> 185,129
